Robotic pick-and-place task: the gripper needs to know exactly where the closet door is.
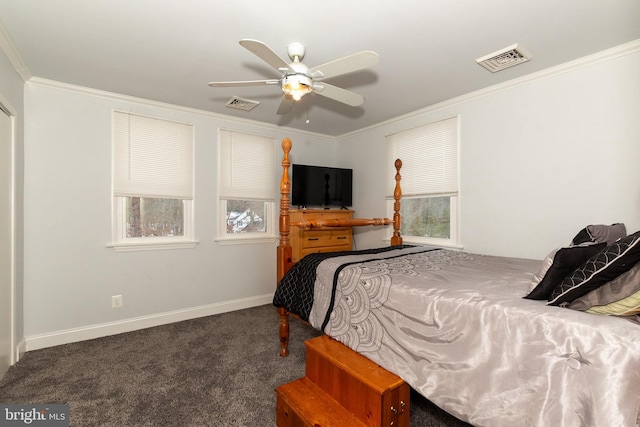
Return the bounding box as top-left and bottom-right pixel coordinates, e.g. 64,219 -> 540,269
0,107 -> 12,378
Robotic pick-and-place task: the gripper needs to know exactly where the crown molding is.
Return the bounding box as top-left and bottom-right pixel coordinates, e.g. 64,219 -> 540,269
26,77 -> 333,140
0,18 -> 31,82
340,39 -> 640,139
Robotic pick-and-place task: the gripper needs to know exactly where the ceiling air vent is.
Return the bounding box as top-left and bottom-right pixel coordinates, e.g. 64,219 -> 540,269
476,44 -> 532,72
225,96 -> 260,111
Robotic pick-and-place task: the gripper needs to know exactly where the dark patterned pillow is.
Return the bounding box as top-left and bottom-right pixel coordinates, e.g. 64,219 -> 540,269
524,243 -> 606,300
548,231 -> 640,306
571,223 -> 626,245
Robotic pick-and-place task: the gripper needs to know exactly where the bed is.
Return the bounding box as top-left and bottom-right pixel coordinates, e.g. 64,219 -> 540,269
273,138 -> 640,426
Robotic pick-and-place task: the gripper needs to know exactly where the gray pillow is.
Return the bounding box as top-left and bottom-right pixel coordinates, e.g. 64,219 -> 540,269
571,223 -> 626,245
528,247 -> 559,293
568,263 -> 640,311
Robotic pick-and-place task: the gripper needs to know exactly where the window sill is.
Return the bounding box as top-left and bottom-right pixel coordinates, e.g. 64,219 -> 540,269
399,238 -> 464,251
108,240 -> 199,252
216,236 -> 277,246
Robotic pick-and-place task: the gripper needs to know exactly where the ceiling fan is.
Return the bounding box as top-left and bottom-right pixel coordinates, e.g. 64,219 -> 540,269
208,39 -> 379,114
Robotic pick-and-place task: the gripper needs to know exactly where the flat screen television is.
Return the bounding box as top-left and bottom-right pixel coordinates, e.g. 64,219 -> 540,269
291,164 -> 353,208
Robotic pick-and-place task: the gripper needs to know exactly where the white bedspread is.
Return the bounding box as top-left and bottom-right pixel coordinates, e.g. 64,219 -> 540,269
308,247 -> 640,427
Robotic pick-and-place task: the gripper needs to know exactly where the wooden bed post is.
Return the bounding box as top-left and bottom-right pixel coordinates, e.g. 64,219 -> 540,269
275,141 -> 403,357
391,159 -> 403,246
277,138 -> 293,357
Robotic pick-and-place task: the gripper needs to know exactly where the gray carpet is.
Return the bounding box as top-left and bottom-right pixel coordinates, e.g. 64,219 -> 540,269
0,304 -> 471,426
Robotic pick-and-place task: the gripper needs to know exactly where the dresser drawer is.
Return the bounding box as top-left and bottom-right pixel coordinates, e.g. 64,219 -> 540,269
295,210 -> 353,222
301,244 -> 352,258
289,209 -> 354,263
302,229 -> 351,248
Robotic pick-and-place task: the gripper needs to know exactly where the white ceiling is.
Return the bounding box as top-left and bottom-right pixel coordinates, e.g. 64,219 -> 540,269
1,0 -> 639,136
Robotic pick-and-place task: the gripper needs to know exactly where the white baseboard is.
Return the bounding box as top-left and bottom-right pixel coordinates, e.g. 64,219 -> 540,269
25,294 -> 274,351
14,338 -> 26,364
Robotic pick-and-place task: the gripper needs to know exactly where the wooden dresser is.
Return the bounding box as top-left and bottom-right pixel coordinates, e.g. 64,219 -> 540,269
289,209 -> 353,263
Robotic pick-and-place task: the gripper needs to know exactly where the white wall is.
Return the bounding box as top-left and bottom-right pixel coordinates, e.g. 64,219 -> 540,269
342,44 -> 640,260
22,81 -> 336,348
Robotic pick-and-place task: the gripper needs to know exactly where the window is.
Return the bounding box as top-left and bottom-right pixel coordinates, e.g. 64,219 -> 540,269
218,129 -> 276,242
112,111 -> 195,250
386,116 -> 459,247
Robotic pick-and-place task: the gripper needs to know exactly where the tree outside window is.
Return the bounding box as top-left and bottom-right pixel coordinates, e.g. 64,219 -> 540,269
126,197 -> 184,237
401,196 -> 450,239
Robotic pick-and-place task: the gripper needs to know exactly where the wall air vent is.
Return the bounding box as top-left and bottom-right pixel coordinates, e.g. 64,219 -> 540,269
225,96 -> 260,111
476,44 -> 532,72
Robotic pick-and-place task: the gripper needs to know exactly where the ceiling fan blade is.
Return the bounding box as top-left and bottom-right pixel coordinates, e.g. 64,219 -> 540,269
239,39 -> 292,73
313,83 -> 364,107
309,51 -> 379,80
276,95 -> 295,115
208,79 -> 279,87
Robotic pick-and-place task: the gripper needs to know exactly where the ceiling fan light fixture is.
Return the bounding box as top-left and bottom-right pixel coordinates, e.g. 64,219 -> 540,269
281,73 -> 313,101
209,40 -> 378,113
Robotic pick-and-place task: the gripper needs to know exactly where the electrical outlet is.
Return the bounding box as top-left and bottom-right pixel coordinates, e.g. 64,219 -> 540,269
111,294 -> 123,309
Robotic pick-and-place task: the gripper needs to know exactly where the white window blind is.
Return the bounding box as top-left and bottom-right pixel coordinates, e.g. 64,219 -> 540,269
219,129 -> 275,200
386,116 -> 458,197
113,111 -> 194,199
